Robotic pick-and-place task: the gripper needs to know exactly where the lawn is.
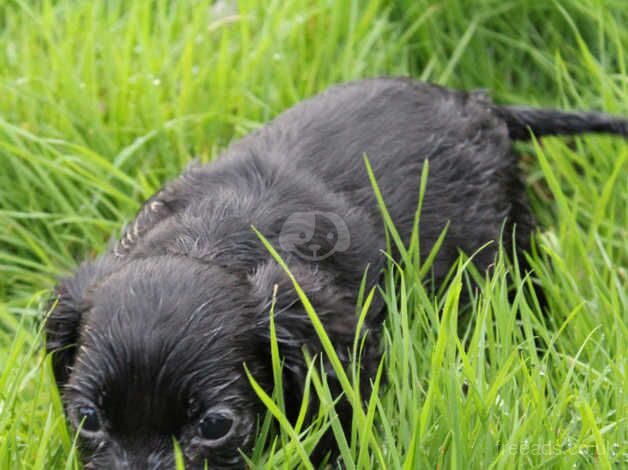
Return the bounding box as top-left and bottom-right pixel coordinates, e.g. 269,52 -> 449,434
0,0 -> 626,468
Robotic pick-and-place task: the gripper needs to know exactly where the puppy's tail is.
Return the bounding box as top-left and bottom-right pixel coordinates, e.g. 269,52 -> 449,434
494,105 -> 628,141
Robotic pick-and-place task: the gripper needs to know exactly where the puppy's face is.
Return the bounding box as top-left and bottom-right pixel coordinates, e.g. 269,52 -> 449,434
48,257 -> 271,469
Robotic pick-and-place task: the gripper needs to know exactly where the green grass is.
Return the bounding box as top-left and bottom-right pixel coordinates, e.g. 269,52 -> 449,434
0,0 -> 626,468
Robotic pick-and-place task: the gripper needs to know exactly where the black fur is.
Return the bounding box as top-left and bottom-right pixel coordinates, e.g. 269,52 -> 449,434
44,78 -> 627,469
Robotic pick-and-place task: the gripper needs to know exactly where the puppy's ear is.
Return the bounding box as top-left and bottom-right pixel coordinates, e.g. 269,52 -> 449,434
248,261 -> 368,416
45,259 -> 115,385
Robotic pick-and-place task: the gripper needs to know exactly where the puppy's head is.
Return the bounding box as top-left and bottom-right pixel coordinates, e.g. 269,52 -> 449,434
45,254 -> 366,468
46,256 -> 273,468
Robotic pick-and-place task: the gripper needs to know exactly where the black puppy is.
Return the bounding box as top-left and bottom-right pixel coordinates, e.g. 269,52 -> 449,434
45,78 -> 627,469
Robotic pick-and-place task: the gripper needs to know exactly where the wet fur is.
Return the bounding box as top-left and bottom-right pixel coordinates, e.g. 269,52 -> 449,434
45,77 -> 627,468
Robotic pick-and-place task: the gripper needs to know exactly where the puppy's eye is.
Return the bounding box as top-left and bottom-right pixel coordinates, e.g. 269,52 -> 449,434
77,405 -> 101,434
199,412 -> 233,441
